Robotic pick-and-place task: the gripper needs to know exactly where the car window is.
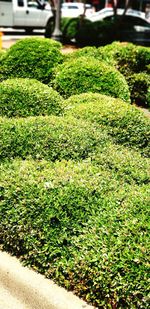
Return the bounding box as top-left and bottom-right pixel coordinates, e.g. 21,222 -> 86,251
105,15 -> 149,27
68,6 -> 78,9
123,16 -> 148,26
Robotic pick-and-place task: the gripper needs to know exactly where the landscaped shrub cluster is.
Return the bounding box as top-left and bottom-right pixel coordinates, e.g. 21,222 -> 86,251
97,42 -> 150,106
0,38 -> 63,83
62,42 -> 150,107
0,38 -> 150,309
0,78 -> 63,117
52,56 -> 130,102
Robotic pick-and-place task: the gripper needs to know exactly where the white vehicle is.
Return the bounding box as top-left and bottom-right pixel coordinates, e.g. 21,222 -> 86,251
87,8 -> 147,22
0,0 -> 53,34
61,2 -> 94,18
44,2 -> 94,18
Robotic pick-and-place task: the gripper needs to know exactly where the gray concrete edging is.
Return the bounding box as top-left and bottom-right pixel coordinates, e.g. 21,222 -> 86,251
0,251 -> 95,309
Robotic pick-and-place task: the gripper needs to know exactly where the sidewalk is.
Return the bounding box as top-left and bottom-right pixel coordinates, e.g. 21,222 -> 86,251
0,251 -> 95,309
1,33 -> 77,53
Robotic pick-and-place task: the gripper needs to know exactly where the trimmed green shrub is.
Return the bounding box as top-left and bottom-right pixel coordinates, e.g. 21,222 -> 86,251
64,45 -> 99,62
127,73 -> 150,107
64,93 -> 150,156
0,156 -> 149,308
147,87 -> 150,108
135,45 -> 150,72
75,18 -> 98,46
146,63 -> 150,73
0,78 -> 63,117
0,50 -> 5,82
0,115 -> 109,161
63,18 -> 121,46
0,38 -> 63,83
52,57 -> 130,102
98,42 -> 150,76
61,17 -> 79,43
63,45 -> 115,68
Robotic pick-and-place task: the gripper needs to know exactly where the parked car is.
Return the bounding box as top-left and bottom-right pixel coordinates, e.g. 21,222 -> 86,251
87,8 -> 147,22
87,8 -> 150,45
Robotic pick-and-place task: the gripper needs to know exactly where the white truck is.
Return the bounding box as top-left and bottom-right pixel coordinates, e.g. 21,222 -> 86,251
0,0 -> 54,36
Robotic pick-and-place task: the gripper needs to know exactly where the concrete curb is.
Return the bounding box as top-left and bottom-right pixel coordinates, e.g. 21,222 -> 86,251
0,251 -> 95,309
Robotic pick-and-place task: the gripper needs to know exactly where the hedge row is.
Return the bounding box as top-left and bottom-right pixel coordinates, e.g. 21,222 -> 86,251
0,115 -> 109,161
0,38 -> 63,84
0,156 -> 149,308
64,93 -> 150,156
0,78 -> 63,117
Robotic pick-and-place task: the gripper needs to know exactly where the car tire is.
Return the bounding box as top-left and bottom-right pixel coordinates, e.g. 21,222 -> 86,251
45,18 -> 54,38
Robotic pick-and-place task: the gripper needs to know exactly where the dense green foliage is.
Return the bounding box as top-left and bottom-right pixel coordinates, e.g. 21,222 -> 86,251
63,45 -> 115,66
127,73 -> 150,107
0,38 -> 63,83
0,153 -> 149,308
52,57 -> 130,102
0,40 -> 149,309
61,17 -> 79,43
97,42 -> 150,76
76,19 -> 118,46
61,18 -> 120,46
0,115 -> 108,161
0,78 -> 63,117
64,93 -> 150,156
0,49 -> 5,60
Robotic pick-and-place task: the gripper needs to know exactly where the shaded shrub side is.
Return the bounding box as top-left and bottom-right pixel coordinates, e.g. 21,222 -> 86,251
127,73 -> 150,107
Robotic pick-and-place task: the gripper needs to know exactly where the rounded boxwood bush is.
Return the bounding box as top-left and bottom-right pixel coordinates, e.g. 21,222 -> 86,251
127,73 -> 150,107
64,93 -> 150,156
64,45 -> 99,62
61,17 -> 79,43
52,56 -> 130,102
98,42 -> 150,77
0,38 -> 63,84
0,156 -> 149,308
0,78 -> 63,117
0,115 -> 109,161
64,45 -> 115,67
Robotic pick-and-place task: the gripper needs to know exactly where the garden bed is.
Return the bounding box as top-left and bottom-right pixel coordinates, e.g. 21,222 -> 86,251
0,38 -> 149,308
